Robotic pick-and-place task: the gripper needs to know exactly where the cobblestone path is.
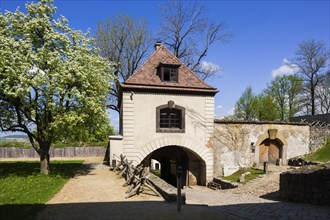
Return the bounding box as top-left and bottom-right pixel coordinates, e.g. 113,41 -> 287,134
185,165 -> 330,220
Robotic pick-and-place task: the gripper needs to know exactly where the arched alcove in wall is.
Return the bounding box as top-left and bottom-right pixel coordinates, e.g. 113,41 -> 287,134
255,129 -> 288,164
259,138 -> 283,164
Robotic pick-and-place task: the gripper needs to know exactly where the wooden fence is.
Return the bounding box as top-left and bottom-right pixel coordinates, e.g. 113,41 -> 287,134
0,146 -> 106,158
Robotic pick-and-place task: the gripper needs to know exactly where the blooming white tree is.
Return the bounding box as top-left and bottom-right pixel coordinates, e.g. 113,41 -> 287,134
0,0 -> 114,174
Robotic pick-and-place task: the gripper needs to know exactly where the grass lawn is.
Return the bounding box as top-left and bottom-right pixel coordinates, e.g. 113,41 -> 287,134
151,169 -> 161,177
0,160 -> 83,220
222,168 -> 264,183
304,139 -> 330,162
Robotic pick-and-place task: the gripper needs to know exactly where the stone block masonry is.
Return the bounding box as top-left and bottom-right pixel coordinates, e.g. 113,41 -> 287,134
309,126 -> 330,152
280,164 -> 330,206
212,177 -> 239,189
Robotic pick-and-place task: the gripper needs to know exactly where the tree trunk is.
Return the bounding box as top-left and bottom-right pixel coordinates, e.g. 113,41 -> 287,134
310,79 -> 316,115
311,86 -> 315,115
39,148 -> 50,174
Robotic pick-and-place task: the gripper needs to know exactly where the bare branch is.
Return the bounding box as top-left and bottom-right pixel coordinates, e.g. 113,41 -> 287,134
96,14 -> 151,114
289,39 -> 329,115
159,0 -> 233,80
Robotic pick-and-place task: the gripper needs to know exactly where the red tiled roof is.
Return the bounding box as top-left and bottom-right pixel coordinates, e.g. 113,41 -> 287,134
122,43 -> 219,94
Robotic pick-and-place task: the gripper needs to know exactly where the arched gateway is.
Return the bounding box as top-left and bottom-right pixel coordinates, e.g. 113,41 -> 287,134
109,43 -> 218,185
139,136 -> 213,186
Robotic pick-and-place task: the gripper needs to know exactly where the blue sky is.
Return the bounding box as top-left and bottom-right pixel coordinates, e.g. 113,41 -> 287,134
0,0 -> 329,132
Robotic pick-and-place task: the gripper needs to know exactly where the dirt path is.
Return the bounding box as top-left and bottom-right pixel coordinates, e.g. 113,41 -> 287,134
46,157 -> 163,203
37,157 -> 238,220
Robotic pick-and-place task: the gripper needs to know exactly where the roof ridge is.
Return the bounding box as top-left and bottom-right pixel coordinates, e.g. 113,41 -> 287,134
123,82 -> 218,90
125,45 -> 160,82
123,43 -> 218,92
159,45 -> 214,88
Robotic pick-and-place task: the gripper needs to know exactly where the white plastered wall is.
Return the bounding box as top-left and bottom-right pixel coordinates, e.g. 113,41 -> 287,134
119,91 -> 215,182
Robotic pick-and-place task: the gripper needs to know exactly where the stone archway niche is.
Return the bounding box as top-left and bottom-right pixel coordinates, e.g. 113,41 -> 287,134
256,129 -> 288,165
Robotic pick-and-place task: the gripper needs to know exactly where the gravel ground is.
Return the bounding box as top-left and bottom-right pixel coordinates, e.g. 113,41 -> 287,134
34,157 -> 330,220
37,157 -> 238,220
224,165 -> 291,198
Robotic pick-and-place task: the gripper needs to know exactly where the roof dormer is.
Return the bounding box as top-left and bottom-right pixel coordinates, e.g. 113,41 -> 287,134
122,42 -> 219,95
156,63 -> 181,83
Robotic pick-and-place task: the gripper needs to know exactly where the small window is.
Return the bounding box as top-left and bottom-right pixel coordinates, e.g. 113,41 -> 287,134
156,101 -> 185,133
157,64 -> 180,83
160,108 -> 181,129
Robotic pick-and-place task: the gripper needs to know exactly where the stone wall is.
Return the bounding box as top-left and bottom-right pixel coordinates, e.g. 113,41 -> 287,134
149,173 -> 186,203
280,165 -> 330,206
309,126 -> 330,152
213,120 -> 310,177
212,177 -> 239,189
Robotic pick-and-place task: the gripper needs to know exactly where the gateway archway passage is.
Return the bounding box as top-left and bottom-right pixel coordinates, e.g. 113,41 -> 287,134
141,145 -> 206,186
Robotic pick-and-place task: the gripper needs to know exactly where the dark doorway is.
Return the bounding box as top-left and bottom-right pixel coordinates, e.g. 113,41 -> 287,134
141,145 -> 206,186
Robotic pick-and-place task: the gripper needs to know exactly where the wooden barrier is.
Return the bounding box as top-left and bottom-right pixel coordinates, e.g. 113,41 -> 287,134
0,146 -> 106,158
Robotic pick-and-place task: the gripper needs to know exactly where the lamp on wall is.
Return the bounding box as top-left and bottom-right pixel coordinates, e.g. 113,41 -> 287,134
130,91 -> 134,100
250,142 -> 255,153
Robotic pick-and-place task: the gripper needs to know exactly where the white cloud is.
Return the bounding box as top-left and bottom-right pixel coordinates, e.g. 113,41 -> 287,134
216,105 -> 223,110
271,58 -> 298,78
199,61 -> 222,74
227,107 -> 235,115
214,105 -> 223,119
214,106 -> 235,119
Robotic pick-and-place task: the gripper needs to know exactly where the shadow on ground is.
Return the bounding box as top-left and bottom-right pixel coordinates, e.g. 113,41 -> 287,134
2,199 -> 330,220
0,161 -> 89,178
2,201 -> 238,220
259,190 -> 281,201
74,163 -> 96,176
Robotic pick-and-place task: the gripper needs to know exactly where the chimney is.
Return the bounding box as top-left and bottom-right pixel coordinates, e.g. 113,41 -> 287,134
154,42 -> 162,50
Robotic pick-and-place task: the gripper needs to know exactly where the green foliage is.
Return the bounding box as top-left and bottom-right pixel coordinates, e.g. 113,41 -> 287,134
266,74 -> 302,121
0,141 -> 32,148
151,169 -> 161,177
0,0 -> 114,171
304,139 -> 330,162
232,75 -> 303,122
222,168 -> 264,183
234,86 -> 258,120
52,141 -> 107,148
55,113 -> 115,143
255,93 -> 279,121
0,160 -> 83,219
